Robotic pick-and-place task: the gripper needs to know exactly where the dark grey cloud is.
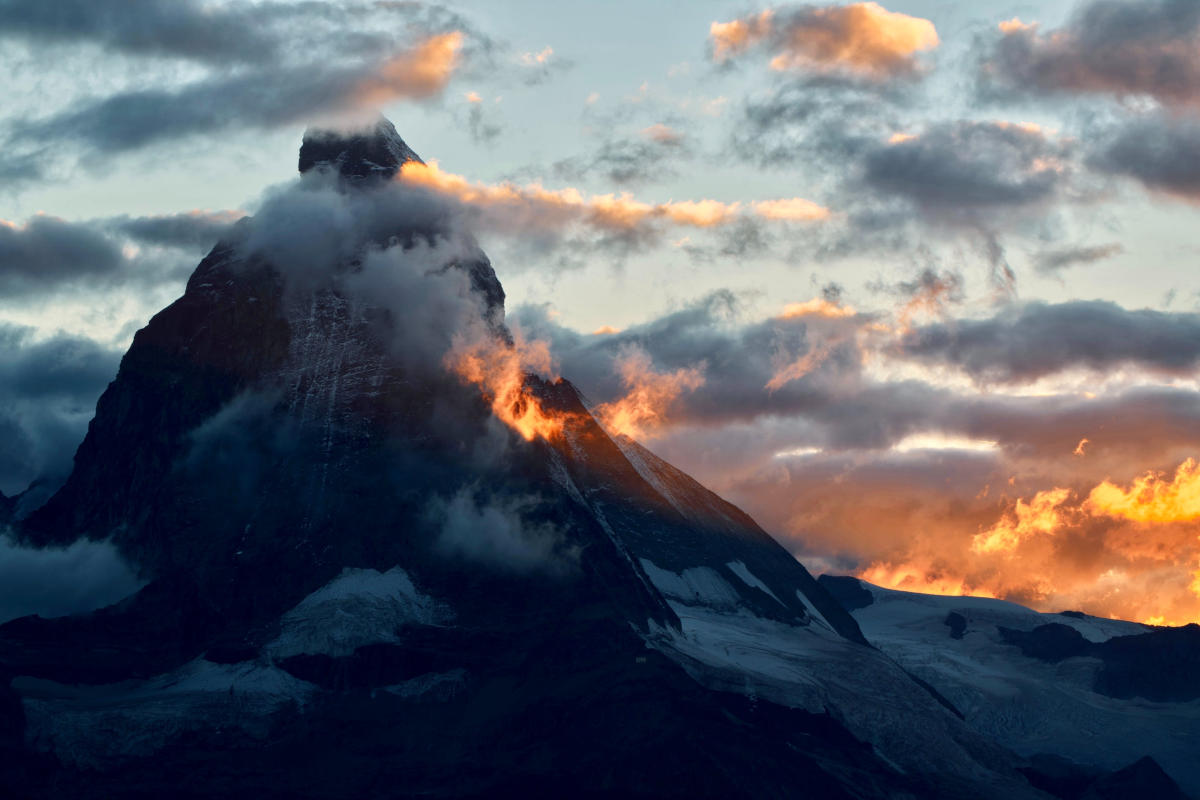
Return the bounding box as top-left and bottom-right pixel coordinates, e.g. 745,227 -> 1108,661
1089,114 -> 1200,200
431,488 -> 579,576
0,1 -> 509,165
0,213 -> 226,299
13,53 -> 452,156
514,290 -> 869,430
107,210 -> 244,250
895,300 -> 1200,384
1034,242 -> 1123,275
731,80 -> 902,168
0,325 -> 122,495
979,0 -> 1200,106
513,291 -> 1200,473
0,0 -> 288,65
0,0 -> 484,68
859,121 -> 1070,219
0,215 -> 124,296
0,535 -> 143,625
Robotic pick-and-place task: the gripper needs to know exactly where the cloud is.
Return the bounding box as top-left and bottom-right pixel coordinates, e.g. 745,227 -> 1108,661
12,32 -> 466,156
979,0 -> 1200,106
0,325 -> 122,495
858,121 -> 1071,220
0,212 -> 235,301
894,300 -> 1200,385
594,345 -> 706,439
0,216 -> 124,296
1089,114 -> 1200,201
0,0 -> 289,65
395,159 -> 829,260
431,487 -> 580,575
0,534 -> 144,626
0,0 -> 486,69
855,456 -> 1200,625
552,129 -> 693,186
711,3 -> 939,80
106,210 -> 245,249
1034,242 -> 1124,275
517,44 -> 573,86
466,101 -> 503,145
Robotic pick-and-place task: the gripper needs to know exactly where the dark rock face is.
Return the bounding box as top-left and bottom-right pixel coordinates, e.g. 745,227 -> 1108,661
817,574 -> 876,612
1080,756 -> 1190,800
999,623 -> 1090,662
945,611 -> 967,640
298,116 -> 422,181
1019,754 -> 1189,800
999,622 -> 1200,703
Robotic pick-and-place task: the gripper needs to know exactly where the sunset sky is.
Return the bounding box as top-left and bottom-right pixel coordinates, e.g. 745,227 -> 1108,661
3,0 -> 1200,624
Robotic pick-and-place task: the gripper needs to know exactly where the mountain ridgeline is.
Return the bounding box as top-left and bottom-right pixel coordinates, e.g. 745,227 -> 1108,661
0,119 -> 1184,799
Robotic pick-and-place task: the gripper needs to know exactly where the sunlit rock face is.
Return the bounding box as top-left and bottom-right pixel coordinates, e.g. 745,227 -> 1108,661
0,120 -> 1087,799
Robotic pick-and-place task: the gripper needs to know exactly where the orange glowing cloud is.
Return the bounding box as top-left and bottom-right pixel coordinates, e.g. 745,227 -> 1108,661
767,297 -> 862,391
447,330 -> 565,442
595,346 -> 705,440
1085,458 -> 1200,524
710,10 -> 775,61
752,197 -> 832,221
397,160 -> 827,236
779,297 -> 857,319
856,458 -> 1200,624
971,487 -> 1071,554
712,3 -> 939,79
353,32 -> 463,105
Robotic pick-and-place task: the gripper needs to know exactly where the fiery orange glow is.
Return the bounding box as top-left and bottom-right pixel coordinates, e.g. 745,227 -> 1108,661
397,160 -> 825,234
779,297 -> 857,319
354,32 -> 463,105
595,346 -> 705,440
851,457 -> 1200,624
447,331 -> 564,442
971,487 -> 1071,554
859,562 -> 996,598
1085,458 -> 1200,523
712,3 -> 938,78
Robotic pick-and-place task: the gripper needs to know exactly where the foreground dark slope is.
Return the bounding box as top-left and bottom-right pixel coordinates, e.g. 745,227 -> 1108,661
0,120 -> 1053,798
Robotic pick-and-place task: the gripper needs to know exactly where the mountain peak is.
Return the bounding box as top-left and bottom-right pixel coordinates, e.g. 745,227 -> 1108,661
297,115 -> 422,180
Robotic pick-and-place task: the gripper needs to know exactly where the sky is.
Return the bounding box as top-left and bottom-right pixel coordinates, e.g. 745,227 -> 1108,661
2,0 -> 1200,625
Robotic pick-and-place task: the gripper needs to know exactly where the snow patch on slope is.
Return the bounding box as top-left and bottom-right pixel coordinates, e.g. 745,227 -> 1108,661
726,560 -> 784,607
639,558 -> 741,611
794,589 -> 834,632
268,566 -> 450,659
